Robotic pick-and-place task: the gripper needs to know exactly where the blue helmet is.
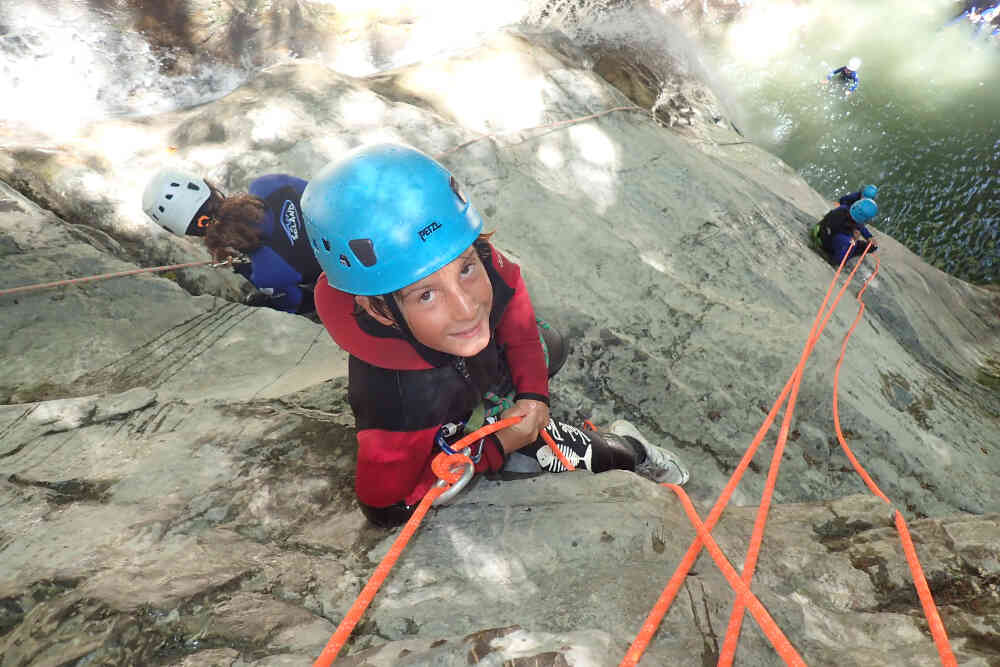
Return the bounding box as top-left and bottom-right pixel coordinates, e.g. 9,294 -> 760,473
849,197 -> 878,224
861,184 -> 878,199
302,143 -> 483,296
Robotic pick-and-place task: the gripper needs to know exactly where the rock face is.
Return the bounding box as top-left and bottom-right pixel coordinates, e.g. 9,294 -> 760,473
2,10 -> 999,667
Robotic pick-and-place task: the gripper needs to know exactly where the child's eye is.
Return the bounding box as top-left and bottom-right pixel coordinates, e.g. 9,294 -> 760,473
460,262 -> 477,276
418,290 -> 433,303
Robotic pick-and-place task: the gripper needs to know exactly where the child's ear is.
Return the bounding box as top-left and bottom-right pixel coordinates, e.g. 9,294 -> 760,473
355,295 -> 395,327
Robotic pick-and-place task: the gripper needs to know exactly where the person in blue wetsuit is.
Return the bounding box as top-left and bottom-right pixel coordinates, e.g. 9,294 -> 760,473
814,198 -> 880,266
825,57 -> 862,95
837,183 -> 878,208
143,169 -> 321,314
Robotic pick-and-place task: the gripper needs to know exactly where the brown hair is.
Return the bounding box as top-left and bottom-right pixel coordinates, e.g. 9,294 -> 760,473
203,194 -> 266,261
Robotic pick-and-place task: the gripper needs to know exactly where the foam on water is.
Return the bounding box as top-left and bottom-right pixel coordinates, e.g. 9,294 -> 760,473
3,0 -> 993,280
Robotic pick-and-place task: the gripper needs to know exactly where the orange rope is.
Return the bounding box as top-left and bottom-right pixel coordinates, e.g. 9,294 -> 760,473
540,428 -> 579,471
313,416 -> 574,666
666,483 -> 806,666
0,259 -> 217,297
623,241 -> 954,666
718,244 -> 876,664
829,256 -> 957,666
311,452 -> 467,667
621,243 -> 862,666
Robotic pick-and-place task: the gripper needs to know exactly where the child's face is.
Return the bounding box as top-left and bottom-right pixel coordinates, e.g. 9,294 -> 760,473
396,245 -> 493,357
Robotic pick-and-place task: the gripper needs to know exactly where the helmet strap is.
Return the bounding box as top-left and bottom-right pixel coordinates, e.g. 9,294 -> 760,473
383,294 -> 413,338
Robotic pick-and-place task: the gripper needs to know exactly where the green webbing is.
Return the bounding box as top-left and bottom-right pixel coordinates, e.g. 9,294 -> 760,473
463,318 -> 551,431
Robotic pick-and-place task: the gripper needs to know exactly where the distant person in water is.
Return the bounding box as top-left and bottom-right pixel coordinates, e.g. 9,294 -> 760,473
142,169 -> 321,314
824,57 -> 862,95
812,198 -> 880,266
836,183 -> 878,208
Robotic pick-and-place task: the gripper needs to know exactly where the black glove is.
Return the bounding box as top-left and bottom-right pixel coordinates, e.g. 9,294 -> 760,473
244,291 -> 272,307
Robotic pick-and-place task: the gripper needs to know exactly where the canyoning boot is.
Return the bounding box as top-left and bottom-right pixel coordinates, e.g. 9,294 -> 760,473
537,316 -> 568,378
610,419 -> 690,485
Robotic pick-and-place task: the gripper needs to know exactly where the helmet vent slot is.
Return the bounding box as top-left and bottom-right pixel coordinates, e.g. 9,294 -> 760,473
187,182 -> 201,191
349,238 -> 377,267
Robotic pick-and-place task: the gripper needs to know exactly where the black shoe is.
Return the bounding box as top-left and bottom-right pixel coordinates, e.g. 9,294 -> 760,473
537,317 -> 568,378
244,291 -> 272,307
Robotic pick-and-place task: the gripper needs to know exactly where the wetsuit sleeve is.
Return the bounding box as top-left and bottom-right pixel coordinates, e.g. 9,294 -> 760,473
838,190 -> 862,207
857,224 -> 872,240
847,74 -> 859,92
234,262 -> 252,280
490,247 -> 549,403
247,174 -> 308,199
829,234 -> 856,266
247,245 -> 306,312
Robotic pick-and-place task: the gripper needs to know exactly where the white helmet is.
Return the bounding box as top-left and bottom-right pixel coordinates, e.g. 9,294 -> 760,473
142,168 -> 211,235
847,57 -> 862,71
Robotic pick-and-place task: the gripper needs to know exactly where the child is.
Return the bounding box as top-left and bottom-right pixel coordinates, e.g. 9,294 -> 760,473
814,197 -> 879,266
142,169 -> 321,314
837,184 -> 878,208
302,143 -> 689,527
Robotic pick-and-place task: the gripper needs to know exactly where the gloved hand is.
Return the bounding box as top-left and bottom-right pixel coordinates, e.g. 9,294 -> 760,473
244,291 -> 272,307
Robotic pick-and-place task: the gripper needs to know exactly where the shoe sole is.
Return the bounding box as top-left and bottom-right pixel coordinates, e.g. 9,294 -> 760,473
610,419 -> 690,486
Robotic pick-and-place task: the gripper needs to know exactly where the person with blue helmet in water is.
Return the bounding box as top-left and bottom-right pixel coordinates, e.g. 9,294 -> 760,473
824,57 -> 862,95
142,169 -> 321,314
303,143 -> 689,527
837,183 -> 879,208
812,197 -> 880,266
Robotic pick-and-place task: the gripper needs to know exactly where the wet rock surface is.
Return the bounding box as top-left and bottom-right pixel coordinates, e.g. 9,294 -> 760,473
2,6 -> 999,666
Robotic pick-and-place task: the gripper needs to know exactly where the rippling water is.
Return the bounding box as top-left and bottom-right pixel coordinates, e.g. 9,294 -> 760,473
3,1 -> 996,283
701,0 -> 1000,283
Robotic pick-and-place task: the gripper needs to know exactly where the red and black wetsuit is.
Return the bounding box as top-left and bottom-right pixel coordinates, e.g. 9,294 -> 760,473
317,241 -> 645,526
315,241 -> 550,525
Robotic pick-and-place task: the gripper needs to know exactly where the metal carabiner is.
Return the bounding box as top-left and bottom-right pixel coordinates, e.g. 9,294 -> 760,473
432,448 -> 475,506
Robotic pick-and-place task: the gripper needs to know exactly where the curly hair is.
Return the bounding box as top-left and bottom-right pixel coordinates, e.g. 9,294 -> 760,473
203,194 -> 266,261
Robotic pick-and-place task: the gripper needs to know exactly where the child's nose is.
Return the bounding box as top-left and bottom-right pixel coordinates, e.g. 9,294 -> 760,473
451,288 -> 478,318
